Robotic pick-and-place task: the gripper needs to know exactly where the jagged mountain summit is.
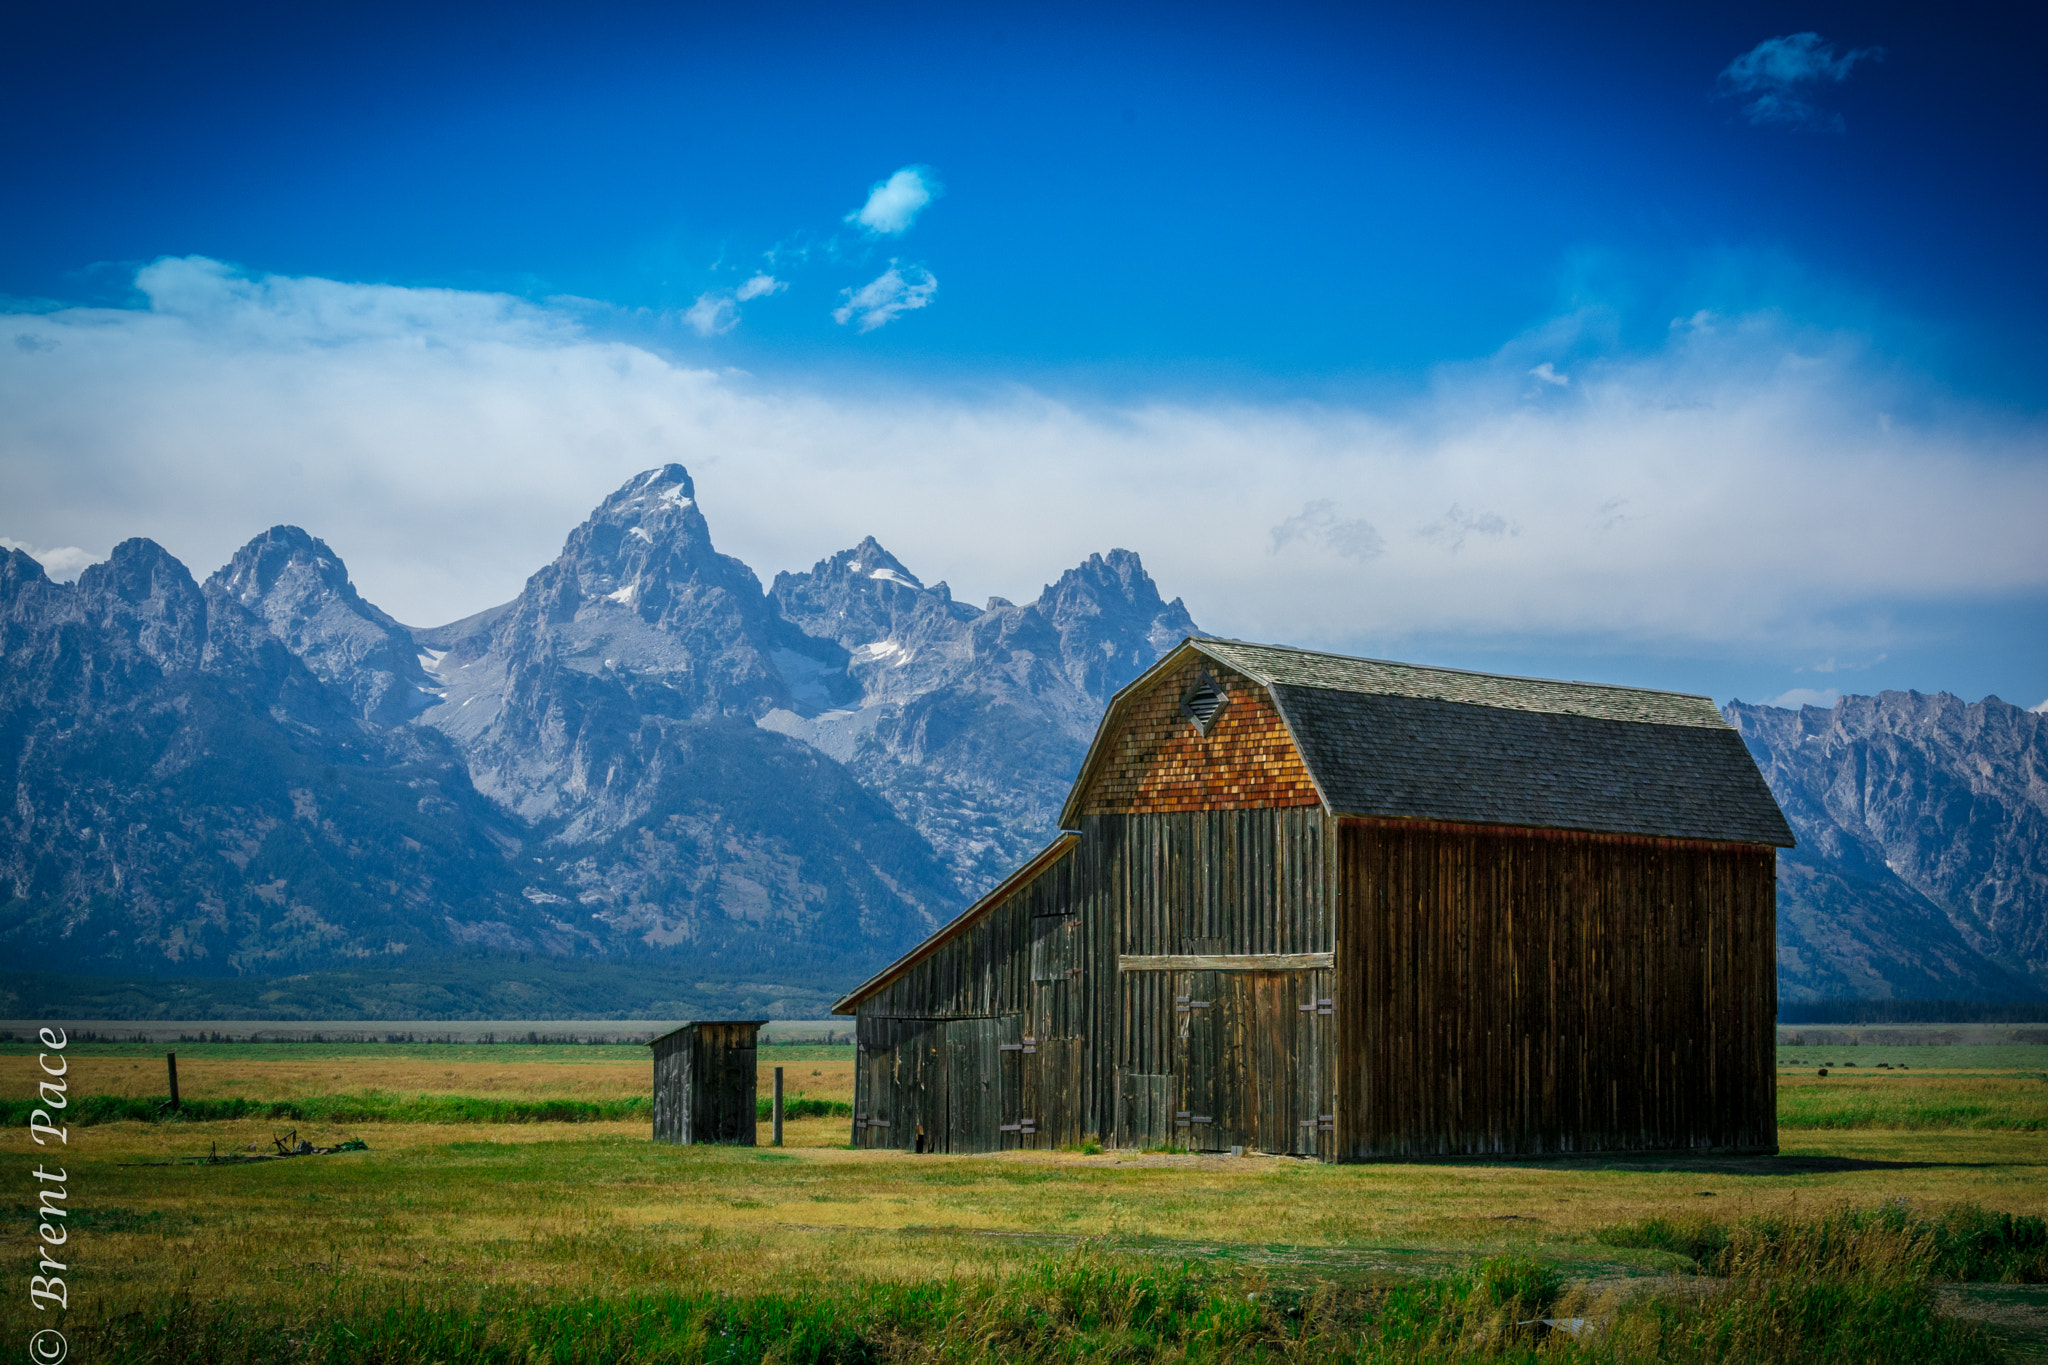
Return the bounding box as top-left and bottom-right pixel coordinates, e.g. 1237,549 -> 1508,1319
413,464 -> 1199,897
1729,691 -> 2048,1001
416,465 -> 815,826
764,538 -> 1201,886
209,525 -> 441,726
399,465 -> 963,957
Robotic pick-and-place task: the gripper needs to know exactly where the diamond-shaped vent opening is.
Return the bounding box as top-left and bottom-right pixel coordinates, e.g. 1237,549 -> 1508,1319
1180,672 -> 1227,734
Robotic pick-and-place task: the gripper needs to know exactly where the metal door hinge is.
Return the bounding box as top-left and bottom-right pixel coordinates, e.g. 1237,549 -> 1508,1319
1000,1043 -> 1023,1052
1190,1114 -> 1213,1124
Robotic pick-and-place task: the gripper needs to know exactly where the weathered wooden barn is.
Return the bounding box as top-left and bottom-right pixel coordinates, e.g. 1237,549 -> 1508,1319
650,1020 -> 766,1145
833,639 -> 1794,1160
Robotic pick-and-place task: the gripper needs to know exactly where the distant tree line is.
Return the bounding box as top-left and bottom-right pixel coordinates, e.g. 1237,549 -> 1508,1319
1780,1000 -> 2048,1024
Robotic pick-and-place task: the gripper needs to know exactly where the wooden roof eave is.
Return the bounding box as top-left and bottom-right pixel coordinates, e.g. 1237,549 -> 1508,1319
830,831 -> 1082,1016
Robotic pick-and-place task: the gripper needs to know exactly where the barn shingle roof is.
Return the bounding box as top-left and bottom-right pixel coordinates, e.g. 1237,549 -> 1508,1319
1196,640 -> 1728,728
1062,639 -> 1795,846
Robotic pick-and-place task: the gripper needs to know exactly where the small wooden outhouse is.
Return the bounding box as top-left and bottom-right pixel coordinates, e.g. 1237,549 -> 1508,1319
834,638 -> 1795,1161
650,1020 -> 767,1145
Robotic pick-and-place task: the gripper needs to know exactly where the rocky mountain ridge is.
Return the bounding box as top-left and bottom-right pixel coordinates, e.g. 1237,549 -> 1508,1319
1730,691 -> 2048,1000
0,538 -> 566,975
0,465 -> 1198,991
6,461 -> 2042,1007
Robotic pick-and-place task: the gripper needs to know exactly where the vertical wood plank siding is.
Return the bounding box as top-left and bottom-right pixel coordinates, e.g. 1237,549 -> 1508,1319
1336,817 -> 1777,1158
854,807 -> 1336,1156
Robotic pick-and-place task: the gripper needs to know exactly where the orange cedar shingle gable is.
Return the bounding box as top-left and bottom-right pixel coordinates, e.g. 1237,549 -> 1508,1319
1077,658 -> 1323,815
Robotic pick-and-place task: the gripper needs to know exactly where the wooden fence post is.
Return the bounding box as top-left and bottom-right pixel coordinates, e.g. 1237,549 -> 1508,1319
772,1067 -> 784,1147
167,1052 -> 180,1111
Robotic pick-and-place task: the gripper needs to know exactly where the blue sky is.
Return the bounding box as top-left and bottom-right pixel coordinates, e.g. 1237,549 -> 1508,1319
3,0 -> 2045,709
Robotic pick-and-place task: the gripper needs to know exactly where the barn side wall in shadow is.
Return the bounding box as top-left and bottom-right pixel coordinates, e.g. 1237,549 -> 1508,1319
1336,817 -> 1778,1158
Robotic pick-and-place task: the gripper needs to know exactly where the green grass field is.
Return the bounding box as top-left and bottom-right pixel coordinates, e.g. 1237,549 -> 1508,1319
5,1036 -> 2045,1362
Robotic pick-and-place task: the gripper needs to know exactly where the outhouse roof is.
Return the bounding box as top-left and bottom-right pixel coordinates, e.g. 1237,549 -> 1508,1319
647,1020 -> 770,1047
1060,638 -> 1795,847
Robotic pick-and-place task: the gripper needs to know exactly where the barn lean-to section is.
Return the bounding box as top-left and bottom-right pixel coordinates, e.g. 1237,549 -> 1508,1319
835,638 -> 1793,1161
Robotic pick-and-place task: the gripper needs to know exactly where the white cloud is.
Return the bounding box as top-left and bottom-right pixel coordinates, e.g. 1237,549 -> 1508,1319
1768,687 -> 1843,710
684,276 -> 786,335
683,293 -> 740,336
847,167 -> 938,236
1420,504 -> 1517,552
0,537 -> 99,581
2,257 -> 2044,662
1719,32 -> 1883,130
1269,500 -> 1384,562
832,264 -> 938,332
1529,362 -> 1569,387
1798,653 -> 1886,675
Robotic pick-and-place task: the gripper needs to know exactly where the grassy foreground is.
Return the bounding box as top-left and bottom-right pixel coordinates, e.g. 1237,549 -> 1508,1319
4,1038 -> 2045,1361
25,1249 -> 2026,1364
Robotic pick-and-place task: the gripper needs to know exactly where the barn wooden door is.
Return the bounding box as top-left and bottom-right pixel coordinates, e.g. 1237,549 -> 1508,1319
997,1015 -> 1029,1149
1174,970 -> 1224,1151
1295,969 -> 1334,1159
942,1018 -> 1003,1153
1029,911 -> 1080,1148
1175,969 -> 1330,1156
855,1018 -> 947,1151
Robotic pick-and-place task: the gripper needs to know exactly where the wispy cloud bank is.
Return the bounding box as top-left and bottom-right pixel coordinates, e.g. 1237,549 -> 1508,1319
833,264 -> 938,332
2,258 -> 2043,667
735,274 -> 786,302
847,167 -> 938,236
1719,32 -> 1883,130
1768,687 -> 1843,709
0,537 -> 99,581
